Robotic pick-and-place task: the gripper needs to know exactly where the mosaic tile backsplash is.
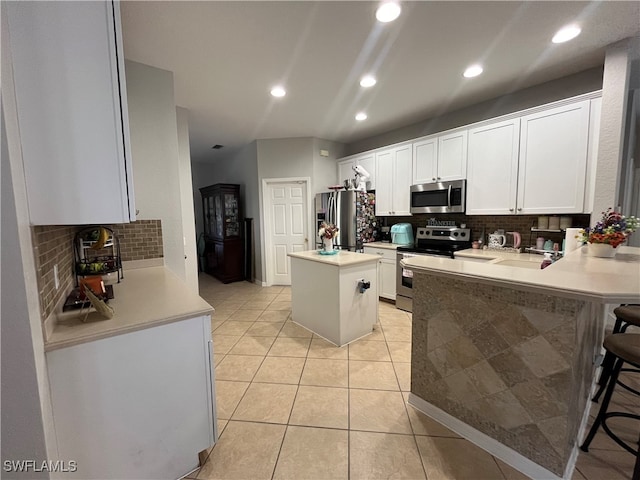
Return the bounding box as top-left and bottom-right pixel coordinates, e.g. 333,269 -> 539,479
411,273 -> 601,476
32,220 -> 164,322
381,213 -> 591,247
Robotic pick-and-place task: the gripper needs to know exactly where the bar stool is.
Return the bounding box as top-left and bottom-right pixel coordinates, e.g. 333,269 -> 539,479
593,305 -> 640,402
581,333 -> 640,459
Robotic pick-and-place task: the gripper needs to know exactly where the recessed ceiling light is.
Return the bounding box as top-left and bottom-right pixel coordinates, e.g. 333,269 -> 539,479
360,75 -> 377,88
355,112 -> 368,121
463,65 -> 483,78
376,2 -> 401,23
552,24 -> 581,43
270,86 -> 286,97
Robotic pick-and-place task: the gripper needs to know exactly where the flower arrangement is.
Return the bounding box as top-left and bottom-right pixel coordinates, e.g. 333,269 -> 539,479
578,209 -> 639,248
318,222 -> 339,239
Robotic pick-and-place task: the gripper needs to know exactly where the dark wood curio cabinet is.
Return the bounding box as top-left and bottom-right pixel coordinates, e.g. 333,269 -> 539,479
200,183 -> 244,283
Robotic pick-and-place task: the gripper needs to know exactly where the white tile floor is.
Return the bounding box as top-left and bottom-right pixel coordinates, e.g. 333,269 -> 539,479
192,274 -> 637,480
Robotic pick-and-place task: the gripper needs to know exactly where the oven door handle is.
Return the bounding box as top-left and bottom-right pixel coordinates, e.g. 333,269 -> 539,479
447,184 -> 452,210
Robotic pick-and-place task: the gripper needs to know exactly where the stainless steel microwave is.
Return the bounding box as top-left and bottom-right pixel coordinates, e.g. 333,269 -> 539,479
410,180 -> 466,214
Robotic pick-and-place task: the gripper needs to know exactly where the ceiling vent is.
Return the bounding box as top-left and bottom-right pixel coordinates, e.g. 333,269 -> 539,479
211,144 -> 224,150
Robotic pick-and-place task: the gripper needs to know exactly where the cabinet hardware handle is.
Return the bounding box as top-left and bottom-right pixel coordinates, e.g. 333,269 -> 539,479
437,177 -> 441,180
432,177 -> 436,181
517,208 -> 522,211
509,208 -> 514,212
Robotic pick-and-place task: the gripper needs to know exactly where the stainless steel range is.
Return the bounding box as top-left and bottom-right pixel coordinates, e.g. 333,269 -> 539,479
396,225 -> 471,312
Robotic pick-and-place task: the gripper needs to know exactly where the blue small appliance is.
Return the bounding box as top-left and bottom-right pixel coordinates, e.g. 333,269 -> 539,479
390,223 -> 414,246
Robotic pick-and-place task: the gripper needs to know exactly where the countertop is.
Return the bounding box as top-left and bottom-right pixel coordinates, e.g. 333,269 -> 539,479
363,242 -> 401,250
402,245 -> 640,303
288,249 -> 380,266
45,266 -> 214,352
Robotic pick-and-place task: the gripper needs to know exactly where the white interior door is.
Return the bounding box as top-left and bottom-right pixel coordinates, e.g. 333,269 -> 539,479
267,181 -> 308,285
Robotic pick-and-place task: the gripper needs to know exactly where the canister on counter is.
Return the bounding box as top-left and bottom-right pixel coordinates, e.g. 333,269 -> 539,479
537,216 -> 549,229
560,216 -> 572,229
548,216 -> 560,230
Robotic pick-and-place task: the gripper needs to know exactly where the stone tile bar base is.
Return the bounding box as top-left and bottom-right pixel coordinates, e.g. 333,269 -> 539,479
411,272 -> 604,477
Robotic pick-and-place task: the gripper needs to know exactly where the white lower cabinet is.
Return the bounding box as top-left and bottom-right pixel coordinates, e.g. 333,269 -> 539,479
363,246 -> 397,300
46,316 -> 216,479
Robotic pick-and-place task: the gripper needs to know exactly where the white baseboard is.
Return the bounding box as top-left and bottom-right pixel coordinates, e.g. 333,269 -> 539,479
407,393 -> 563,480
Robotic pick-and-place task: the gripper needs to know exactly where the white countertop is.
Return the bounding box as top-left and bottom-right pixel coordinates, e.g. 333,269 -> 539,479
402,245 -> 640,303
288,249 -> 380,266
46,266 -> 214,351
363,242 -> 401,250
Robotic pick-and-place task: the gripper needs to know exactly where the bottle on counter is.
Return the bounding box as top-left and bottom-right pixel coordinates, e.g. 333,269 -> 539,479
540,253 -> 553,269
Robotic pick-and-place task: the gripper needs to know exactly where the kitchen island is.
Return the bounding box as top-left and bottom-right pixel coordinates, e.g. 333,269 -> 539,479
402,246 -> 640,479
288,250 -> 379,346
45,266 -> 216,480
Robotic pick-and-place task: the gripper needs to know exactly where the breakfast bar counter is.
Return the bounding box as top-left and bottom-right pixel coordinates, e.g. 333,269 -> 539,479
288,250 -> 379,346
401,246 -> 640,479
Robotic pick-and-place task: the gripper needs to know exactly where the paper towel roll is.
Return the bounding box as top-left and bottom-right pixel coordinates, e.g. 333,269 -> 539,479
564,228 -> 584,254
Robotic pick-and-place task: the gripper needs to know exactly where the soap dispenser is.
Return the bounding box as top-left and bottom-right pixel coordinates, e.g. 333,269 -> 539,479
540,253 -> 553,269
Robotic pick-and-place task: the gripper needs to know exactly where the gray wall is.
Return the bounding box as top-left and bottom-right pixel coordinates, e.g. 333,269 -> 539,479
126,60 -> 191,284
312,138 -> 347,194
192,137 -> 346,284
192,142 -> 260,279
1,109 -> 49,480
346,67 -> 604,155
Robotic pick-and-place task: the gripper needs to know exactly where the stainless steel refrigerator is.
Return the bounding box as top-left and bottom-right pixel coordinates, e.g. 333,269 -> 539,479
315,191 -> 377,251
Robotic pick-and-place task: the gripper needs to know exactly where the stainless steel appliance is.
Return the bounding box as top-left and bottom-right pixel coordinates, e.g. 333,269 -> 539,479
396,225 -> 471,312
315,190 -> 377,251
410,180 -> 466,214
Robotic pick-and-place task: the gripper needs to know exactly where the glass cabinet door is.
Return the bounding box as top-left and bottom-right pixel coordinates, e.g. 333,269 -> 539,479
214,194 -> 223,237
224,193 -> 239,237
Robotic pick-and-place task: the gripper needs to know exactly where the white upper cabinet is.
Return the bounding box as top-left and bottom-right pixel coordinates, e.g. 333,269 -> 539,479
517,100 -> 590,214
466,99 -> 592,215
7,1 -> 135,225
466,119 -> 521,215
376,144 -> 412,216
337,152 -> 376,190
412,130 -> 467,184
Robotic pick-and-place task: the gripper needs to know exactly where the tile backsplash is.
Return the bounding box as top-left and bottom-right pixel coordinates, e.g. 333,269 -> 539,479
379,214 -> 591,247
32,220 -> 164,322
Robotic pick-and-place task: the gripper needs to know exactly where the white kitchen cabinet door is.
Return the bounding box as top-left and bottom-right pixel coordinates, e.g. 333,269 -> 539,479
437,130 -> 468,182
466,119 -> 520,215
363,246 -> 396,300
355,152 -> 376,190
517,100 -> 590,214
375,150 -> 395,215
379,258 -> 397,300
46,316 -> 216,479
7,1 -> 135,225
412,137 -> 438,184
338,153 -> 376,191
392,145 -> 413,215
376,145 -> 412,216
337,158 -> 355,187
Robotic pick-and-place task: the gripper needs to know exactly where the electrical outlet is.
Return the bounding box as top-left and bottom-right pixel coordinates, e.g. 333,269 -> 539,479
54,264 -> 60,290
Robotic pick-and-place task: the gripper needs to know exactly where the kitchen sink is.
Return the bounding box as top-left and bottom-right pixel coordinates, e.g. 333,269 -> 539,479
493,259 -> 542,270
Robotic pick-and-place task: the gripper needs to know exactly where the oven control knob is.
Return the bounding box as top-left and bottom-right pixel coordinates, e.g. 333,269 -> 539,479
453,232 -> 459,237
461,232 -> 466,237
425,231 -> 430,235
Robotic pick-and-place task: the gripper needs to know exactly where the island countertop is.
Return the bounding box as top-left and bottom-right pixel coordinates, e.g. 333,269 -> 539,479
402,245 -> 640,304
45,266 -> 214,351
288,249 -> 380,266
